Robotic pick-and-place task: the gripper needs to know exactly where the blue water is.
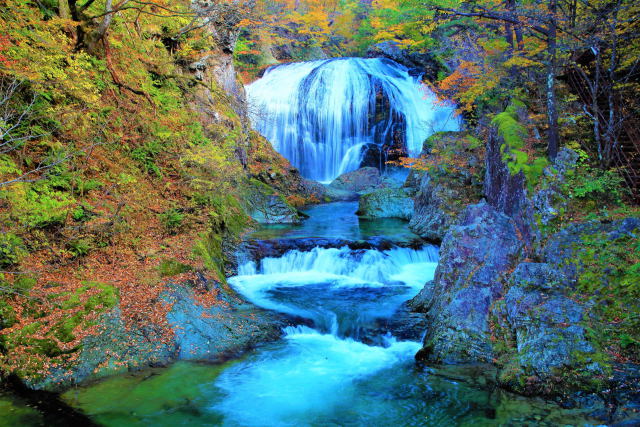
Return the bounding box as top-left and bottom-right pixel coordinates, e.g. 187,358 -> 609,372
248,201 -> 420,244
56,203 -> 600,426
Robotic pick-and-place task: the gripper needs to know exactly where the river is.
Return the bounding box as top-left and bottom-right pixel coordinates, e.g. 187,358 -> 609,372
52,202 -> 597,426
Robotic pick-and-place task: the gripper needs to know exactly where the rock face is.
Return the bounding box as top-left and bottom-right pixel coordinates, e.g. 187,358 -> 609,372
408,132 -> 483,242
248,194 -> 301,224
166,285 -> 284,361
356,188 -> 414,219
484,126 -> 537,247
244,180 -> 302,224
418,202 -> 523,364
532,148 -> 579,225
31,284 -> 287,391
541,217 -> 640,275
366,41 -> 440,80
409,174 -> 463,242
329,167 -> 382,193
492,263 -> 598,394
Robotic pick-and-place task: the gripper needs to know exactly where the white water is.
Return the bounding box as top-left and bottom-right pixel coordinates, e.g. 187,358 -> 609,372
246,58 -> 460,182
230,246 -> 438,322
217,244 -> 438,425
215,326 -> 421,427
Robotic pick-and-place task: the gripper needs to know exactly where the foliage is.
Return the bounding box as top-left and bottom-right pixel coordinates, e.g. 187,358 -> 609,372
158,208 -> 185,234
573,230 -> 640,358
158,258 -> 192,277
0,232 -> 26,268
566,165 -> 627,206
66,238 -> 93,258
0,0 -> 274,381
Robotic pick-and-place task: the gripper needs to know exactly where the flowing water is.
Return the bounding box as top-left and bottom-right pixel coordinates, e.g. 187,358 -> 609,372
54,205 -> 600,426
246,58 -> 460,182
5,59 -> 602,426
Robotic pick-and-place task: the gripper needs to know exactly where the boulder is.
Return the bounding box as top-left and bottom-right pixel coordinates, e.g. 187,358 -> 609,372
244,180 -> 302,224
329,167 -> 382,193
166,285 -> 284,361
540,216 -> 640,279
28,284 -> 287,391
323,186 -> 359,202
249,194 -> 301,224
492,263 -> 600,395
408,132 -> 483,242
418,202 -> 524,364
356,188 -> 414,219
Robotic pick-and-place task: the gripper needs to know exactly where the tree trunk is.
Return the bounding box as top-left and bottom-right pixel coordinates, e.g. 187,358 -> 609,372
546,0 -> 559,160
96,0 -> 115,40
58,0 -> 71,19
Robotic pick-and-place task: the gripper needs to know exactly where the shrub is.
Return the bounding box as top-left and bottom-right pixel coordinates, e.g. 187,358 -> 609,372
71,204 -> 94,222
0,233 -> 27,268
131,140 -> 163,176
66,238 -> 92,257
158,208 -> 184,234
567,166 -> 627,205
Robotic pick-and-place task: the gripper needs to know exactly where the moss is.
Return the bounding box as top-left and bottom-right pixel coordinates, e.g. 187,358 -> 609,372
572,228 -> 640,359
158,258 -> 192,277
492,102 -> 549,192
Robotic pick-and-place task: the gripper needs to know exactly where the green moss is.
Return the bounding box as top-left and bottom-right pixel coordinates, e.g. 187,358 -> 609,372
572,229 -> 640,358
158,258 -> 192,277
492,101 -> 548,191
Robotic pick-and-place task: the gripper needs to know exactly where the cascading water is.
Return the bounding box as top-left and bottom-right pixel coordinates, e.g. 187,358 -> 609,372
246,58 -> 460,182
60,206 -> 603,426
230,246 -> 438,337
217,244 -> 439,425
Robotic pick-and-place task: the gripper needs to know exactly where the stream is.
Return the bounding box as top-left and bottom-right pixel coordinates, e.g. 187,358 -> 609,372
45,202 -> 598,426
0,58 -> 603,426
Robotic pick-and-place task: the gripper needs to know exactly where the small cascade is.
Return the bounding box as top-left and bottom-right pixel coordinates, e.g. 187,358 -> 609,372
216,243 -> 438,425
229,245 -> 438,337
246,58 -> 459,182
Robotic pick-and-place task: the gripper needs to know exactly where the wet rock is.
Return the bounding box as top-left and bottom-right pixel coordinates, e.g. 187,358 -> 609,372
407,281 -> 434,313
329,167 -> 382,193
166,285 -> 286,361
356,188 -> 414,219
26,284 -> 290,391
300,178 -> 328,201
241,236 -> 405,261
418,202 -> 524,364
379,303 -> 429,341
324,186 -> 359,202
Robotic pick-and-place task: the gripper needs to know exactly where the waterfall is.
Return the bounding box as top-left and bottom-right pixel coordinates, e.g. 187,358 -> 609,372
246,58 -> 460,182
